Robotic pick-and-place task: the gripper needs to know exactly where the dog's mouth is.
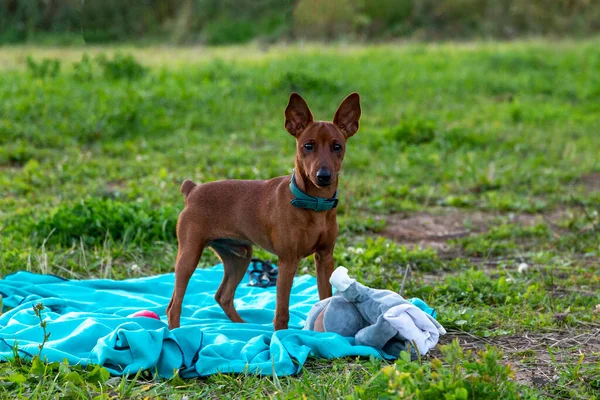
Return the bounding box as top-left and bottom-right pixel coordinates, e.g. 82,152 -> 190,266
312,178 -> 334,189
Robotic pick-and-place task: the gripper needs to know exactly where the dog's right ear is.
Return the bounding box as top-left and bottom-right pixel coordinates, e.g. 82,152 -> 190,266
285,93 -> 314,137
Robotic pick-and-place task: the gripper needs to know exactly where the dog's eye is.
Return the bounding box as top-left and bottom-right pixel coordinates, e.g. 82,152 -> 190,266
303,143 -> 314,151
333,143 -> 343,153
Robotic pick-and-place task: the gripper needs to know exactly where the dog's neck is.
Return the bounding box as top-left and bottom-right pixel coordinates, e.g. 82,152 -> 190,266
293,162 -> 338,200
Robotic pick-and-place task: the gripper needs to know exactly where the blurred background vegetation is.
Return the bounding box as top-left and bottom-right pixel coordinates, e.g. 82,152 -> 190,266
1,0 -> 599,46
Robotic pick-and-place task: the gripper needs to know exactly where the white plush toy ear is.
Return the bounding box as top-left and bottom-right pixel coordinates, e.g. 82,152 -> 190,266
330,266 -> 356,292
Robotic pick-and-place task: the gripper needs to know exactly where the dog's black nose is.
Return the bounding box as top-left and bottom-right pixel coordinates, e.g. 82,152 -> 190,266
316,168 -> 332,185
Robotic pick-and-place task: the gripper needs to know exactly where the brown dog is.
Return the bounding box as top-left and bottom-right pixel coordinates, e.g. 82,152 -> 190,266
166,92 -> 361,331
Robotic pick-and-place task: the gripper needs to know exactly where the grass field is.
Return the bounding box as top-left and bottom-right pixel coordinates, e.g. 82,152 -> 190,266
1,39 -> 599,399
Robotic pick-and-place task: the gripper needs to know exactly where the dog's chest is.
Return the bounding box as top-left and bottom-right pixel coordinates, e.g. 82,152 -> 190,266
291,216 -> 335,257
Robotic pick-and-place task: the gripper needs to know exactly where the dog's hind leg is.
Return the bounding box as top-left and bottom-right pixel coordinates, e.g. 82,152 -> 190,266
167,216 -> 206,329
167,246 -> 204,329
211,241 -> 253,323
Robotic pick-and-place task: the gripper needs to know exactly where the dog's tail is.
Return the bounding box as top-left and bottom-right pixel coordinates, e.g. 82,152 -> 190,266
181,180 -> 197,198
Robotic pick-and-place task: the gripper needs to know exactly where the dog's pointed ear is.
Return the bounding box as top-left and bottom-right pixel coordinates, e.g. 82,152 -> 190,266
285,93 -> 314,137
333,93 -> 361,138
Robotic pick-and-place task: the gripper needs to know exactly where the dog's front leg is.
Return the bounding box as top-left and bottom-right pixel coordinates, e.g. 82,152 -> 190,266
273,258 -> 300,330
314,247 -> 334,300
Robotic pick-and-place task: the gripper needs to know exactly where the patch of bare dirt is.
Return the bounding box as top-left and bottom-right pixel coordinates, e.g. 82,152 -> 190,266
509,209 -> 571,228
382,208 -> 571,251
580,173 -> 600,193
382,210 -> 493,251
431,327 -> 600,389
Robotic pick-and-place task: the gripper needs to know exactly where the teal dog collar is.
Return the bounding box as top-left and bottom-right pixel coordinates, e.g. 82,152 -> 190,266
289,172 -> 338,211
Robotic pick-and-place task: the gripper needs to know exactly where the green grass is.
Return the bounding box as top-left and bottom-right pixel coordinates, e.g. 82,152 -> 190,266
1,39 -> 599,399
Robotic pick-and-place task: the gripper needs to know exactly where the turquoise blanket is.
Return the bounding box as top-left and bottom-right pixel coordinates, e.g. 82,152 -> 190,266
0,265 -> 385,377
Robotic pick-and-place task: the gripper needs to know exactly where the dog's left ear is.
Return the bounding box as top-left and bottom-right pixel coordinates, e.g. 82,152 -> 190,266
333,93 -> 361,138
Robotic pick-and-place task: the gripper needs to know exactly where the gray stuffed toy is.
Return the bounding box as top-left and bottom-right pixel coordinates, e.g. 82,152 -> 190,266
304,267 -> 446,358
